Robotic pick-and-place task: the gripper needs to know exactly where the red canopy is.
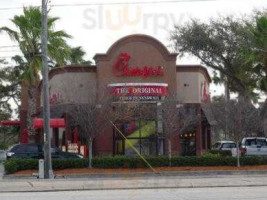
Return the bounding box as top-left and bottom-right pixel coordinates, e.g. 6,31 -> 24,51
1,120 -> 20,126
33,118 -> 65,129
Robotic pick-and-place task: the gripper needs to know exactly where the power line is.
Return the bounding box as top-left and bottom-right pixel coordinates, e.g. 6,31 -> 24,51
0,0 -> 219,11
0,50 -> 20,52
0,45 -> 19,49
51,0 -> 218,7
0,56 -> 17,59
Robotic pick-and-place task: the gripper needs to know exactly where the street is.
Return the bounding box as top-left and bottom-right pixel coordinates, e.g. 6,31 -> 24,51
1,186 -> 267,200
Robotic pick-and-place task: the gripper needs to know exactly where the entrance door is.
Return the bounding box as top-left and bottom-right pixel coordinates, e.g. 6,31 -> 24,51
113,120 -> 158,156
180,133 -> 196,156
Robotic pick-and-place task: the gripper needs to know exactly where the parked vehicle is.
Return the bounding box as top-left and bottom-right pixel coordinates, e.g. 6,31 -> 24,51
6,144 -> 83,159
212,141 -> 238,157
212,141 -> 237,151
240,137 -> 267,156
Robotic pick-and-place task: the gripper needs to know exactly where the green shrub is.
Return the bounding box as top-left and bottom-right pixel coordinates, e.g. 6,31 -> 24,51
200,154 -> 236,166
146,156 -> 169,167
240,156 -> 267,166
4,158 -> 88,174
4,159 -> 38,174
52,159 -> 88,169
5,155 -> 267,174
172,156 -> 200,166
4,160 -> 18,174
92,156 -> 144,169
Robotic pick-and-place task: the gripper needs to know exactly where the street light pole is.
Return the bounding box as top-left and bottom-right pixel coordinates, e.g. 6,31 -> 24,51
41,0 -> 53,179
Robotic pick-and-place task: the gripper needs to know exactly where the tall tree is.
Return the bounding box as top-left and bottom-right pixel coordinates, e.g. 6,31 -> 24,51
203,97 -> 263,166
160,94 -> 198,165
69,46 -> 92,65
171,16 -> 258,100
241,12 -> 267,94
0,7 -> 71,136
0,58 -> 22,147
0,56 -> 26,109
50,46 -> 92,68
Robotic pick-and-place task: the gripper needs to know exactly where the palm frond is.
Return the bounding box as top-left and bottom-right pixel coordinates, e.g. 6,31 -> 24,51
0,27 -> 19,41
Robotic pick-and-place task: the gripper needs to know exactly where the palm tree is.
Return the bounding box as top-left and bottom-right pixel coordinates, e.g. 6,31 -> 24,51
0,7 -> 71,137
69,46 -> 92,65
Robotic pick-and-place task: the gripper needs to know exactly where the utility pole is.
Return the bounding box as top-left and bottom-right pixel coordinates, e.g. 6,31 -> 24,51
41,0 -> 53,179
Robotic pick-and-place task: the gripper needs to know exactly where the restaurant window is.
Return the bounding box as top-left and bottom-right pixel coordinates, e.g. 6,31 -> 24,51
113,120 -> 163,156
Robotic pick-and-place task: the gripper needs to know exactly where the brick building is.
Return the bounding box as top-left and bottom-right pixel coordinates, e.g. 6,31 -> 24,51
18,34 -> 213,157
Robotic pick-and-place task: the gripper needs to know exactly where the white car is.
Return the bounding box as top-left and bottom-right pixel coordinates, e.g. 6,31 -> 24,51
212,141 -> 237,151
241,137 -> 267,156
212,141 -> 238,157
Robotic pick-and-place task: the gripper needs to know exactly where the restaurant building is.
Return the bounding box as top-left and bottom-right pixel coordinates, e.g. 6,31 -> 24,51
18,34 -> 213,157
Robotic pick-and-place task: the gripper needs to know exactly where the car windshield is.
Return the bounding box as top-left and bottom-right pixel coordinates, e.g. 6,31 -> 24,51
222,143 -> 236,148
245,139 -> 267,146
8,144 -> 17,151
212,143 -> 221,149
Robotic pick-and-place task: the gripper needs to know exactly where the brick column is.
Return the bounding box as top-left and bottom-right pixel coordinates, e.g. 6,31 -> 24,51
172,134 -> 181,155
196,105 -> 202,156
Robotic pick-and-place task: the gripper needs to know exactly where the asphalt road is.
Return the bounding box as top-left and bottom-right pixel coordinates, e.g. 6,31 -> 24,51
1,186 -> 267,200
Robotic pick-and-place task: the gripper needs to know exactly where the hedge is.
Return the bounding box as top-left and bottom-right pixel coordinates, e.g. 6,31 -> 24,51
4,155 -> 267,174
4,159 -> 88,174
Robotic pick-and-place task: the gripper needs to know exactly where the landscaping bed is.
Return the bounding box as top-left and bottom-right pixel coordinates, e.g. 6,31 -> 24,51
11,165 -> 267,176
4,154 -> 267,174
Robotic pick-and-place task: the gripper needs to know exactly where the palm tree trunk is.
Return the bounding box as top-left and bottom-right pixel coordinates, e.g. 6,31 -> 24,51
27,84 -> 37,139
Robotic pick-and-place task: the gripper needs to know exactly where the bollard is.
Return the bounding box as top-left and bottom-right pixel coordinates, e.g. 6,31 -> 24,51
39,159 -> 44,179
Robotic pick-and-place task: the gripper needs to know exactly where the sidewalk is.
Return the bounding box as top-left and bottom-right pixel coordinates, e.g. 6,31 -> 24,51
1,172 -> 267,192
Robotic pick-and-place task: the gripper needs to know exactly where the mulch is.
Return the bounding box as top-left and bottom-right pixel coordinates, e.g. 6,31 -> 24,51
12,165 -> 267,176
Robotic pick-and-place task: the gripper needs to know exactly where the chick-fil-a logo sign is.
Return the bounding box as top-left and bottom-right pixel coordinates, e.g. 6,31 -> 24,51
113,53 -> 163,78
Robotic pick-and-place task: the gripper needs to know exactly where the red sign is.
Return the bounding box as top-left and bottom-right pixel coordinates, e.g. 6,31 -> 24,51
111,86 -> 167,96
49,92 -> 61,104
108,83 -> 168,101
113,53 -> 163,78
33,118 -> 65,128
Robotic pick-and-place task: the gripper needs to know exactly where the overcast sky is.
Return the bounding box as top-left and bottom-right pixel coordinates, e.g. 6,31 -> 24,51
1,0 -> 267,98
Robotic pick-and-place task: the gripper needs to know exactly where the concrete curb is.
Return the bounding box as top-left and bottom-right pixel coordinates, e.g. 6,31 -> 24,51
1,174 -> 267,192
1,184 -> 267,193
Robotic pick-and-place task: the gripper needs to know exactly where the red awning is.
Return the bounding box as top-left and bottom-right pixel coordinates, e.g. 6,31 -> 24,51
1,120 -> 20,126
33,118 -> 65,129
